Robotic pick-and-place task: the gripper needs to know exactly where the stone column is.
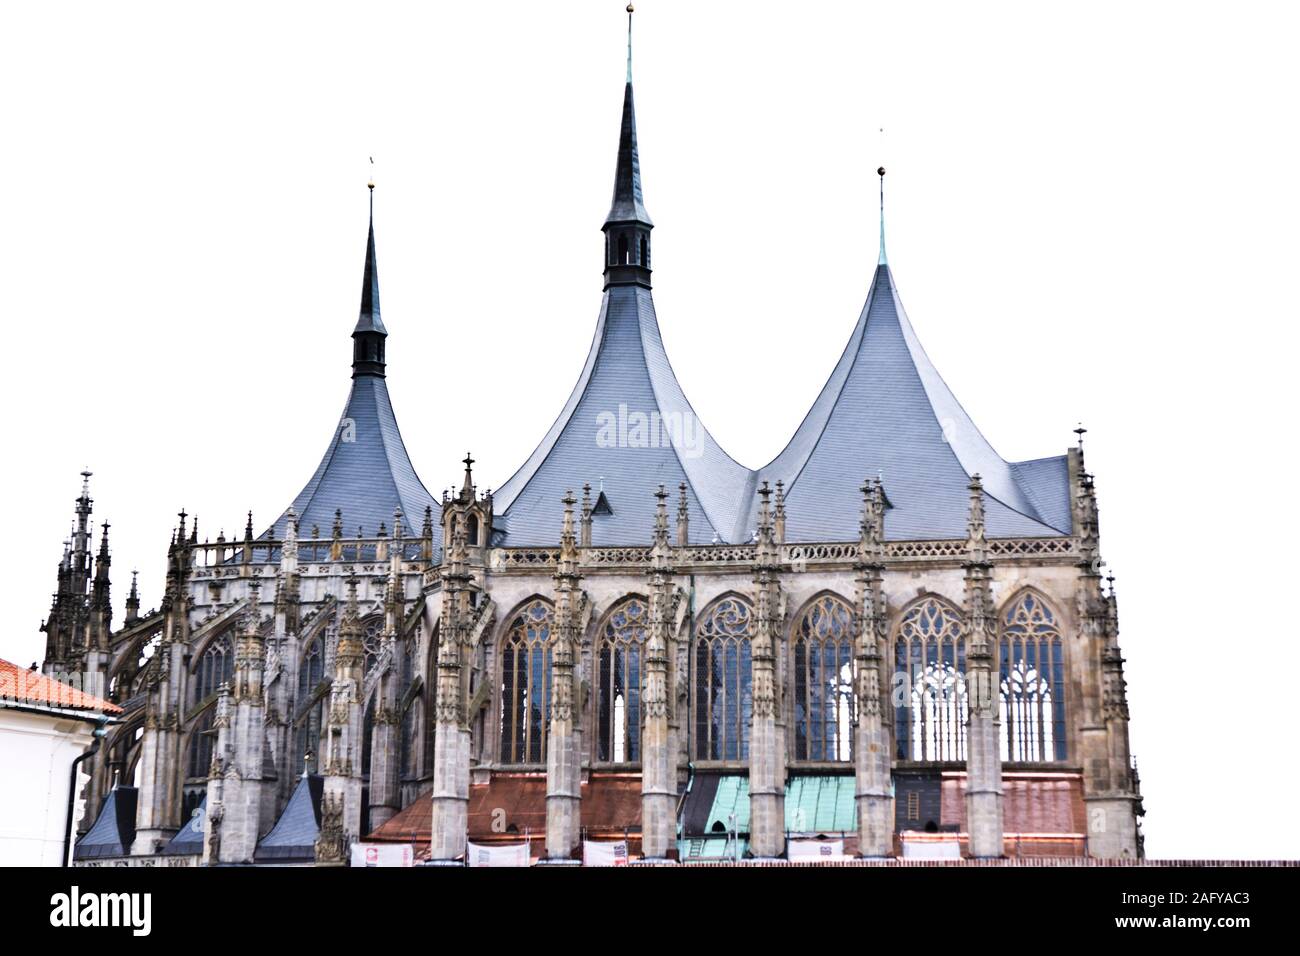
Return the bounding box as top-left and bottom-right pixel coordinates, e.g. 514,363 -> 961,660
317,577 -> 365,864
217,579 -> 271,863
201,683 -> 231,865
748,482 -> 785,859
545,492 -> 583,862
428,515 -> 472,861
641,486 -> 676,859
132,528 -> 190,854
269,507 -> 302,812
963,477 -> 1003,858
854,479 -> 893,857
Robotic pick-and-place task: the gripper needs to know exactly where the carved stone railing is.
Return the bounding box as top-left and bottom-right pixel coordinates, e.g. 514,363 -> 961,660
484,535 -> 1076,576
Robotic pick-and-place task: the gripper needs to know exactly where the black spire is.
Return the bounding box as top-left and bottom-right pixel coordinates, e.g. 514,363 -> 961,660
603,5 -> 653,290
352,181 -> 387,378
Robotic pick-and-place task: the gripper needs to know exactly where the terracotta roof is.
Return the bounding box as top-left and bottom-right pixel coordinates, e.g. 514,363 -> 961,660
0,657 -> 122,715
370,772 -> 644,857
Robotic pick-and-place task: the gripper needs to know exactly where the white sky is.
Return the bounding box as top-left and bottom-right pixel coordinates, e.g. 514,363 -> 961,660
2,1 -> 1297,859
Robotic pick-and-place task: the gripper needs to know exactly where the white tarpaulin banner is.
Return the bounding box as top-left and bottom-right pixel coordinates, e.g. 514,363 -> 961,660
467,841 -> 531,868
351,843 -> 415,867
582,840 -> 629,866
788,839 -> 847,861
900,836 -> 962,860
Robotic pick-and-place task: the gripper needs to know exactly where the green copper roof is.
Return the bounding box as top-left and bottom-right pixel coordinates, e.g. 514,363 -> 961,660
693,774 -> 857,837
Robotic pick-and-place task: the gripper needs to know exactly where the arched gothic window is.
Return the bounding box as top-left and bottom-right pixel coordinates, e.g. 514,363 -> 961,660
499,599 -> 554,765
618,234 -> 629,264
597,597 -> 649,763
293,633 -> 326,775
187,631 -> 234,779
693,596 -> 752,761
1000,592 -> 1067,762
793,594 -> 855,761
894,597 -> 967,762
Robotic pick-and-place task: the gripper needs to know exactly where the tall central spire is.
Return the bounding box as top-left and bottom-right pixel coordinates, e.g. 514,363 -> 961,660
604,4 -> 653,289
352,181 -> 387,377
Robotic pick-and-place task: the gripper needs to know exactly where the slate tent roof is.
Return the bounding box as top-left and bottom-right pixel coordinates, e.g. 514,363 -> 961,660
750,262 -> 1072,541
268,196 -> 438,548
74,786 -> 137,860
492,62 -> 750,546
491,55 -> 1071,548
254,773 -> 323,862
161,796 -> 205,855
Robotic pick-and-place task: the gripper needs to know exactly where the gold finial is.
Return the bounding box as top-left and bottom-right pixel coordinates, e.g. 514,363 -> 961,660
627,3 -> 634,12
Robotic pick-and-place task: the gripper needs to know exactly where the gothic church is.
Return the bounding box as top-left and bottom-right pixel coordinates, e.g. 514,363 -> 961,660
48,13 -> 1143,865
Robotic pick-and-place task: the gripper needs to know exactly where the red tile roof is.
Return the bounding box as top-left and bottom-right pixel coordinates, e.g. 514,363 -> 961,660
370,772 -> 644,858
0,657 -> 122,715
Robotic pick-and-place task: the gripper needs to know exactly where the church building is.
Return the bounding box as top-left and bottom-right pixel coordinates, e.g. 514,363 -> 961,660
48,10 -> 1142,865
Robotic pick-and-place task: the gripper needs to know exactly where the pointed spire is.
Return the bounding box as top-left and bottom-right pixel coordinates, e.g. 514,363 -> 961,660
126,569 -> 140,623
604,4 -> 653,289
352,179 -> 388,377
676,482 -> 689,547
653,483 -> 670,547
460,452 -> 475,501
877,166 -> 888,266
580,483 -> 593,547
605,41 -> 652,228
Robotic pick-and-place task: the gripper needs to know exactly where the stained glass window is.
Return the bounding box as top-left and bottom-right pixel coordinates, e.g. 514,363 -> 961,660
498,599 -> 554,765
894,597 -> 967,761
693,596 -> 753,761
597,597 -> 649,763
793,593 -> 855,761
1000,592 -> 1067,762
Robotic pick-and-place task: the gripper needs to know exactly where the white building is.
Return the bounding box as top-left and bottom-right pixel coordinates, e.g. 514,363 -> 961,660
0,657 -> 119,866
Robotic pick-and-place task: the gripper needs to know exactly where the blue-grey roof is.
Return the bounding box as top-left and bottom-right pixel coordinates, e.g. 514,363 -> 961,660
752,264 -> 1071,540
254,773 -> 322,862
269,373 -> 440,548
492,284 -> 751,545
493,262 -> 1071,546
74,786 -> 137,860
161,797 -> 205,855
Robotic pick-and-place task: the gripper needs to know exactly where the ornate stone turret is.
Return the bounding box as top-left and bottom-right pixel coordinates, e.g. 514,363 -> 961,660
124,569 -> 140,625
131,510 -> 193,853
641,485 -> 677,859
1070,442 -> 1142,858
214,577 -> 273,863
317,577 -> 365,863
748,481 -> 786,858
428,486 -> 476,862
854,478 -> 892,857
42,471 -> 97,678
962,476 -> 1004,858
545,491 -> 584,861
202,683 -> 232,865
267,507 -> 302,810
